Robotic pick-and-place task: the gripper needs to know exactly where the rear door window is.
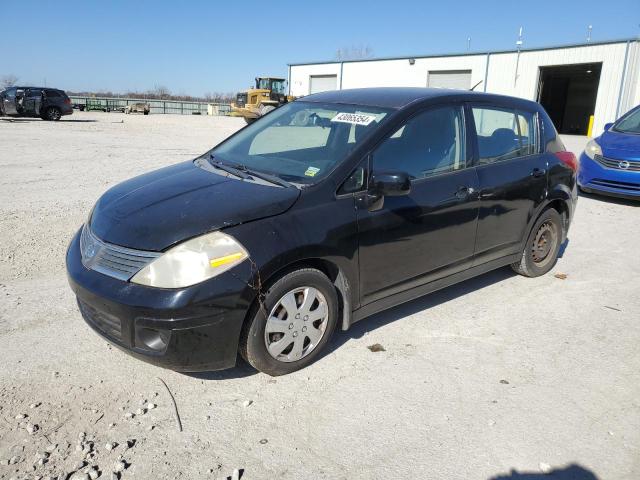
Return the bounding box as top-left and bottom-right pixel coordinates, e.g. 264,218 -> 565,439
471,106 -> 538,164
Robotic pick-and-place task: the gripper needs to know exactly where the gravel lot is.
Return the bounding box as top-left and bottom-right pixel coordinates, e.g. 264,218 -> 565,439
1,112 -> 638,480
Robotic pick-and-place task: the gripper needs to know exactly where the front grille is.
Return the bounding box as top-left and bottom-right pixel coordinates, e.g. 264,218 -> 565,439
77,299 -> 122,341
80,225 -> 160,281
594,154 -> 640,172
589,178 -> 640,192
236,93 -> 247,108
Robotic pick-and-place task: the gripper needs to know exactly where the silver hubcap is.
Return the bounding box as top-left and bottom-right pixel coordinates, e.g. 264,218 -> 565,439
264,287 -> 329,363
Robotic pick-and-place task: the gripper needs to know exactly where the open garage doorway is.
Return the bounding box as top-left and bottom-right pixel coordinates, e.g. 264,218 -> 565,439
537,62 -> 601,135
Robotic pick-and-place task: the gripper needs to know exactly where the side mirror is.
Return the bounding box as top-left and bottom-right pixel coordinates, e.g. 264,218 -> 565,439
604,122 -> 613,131
371,171 -> 411,197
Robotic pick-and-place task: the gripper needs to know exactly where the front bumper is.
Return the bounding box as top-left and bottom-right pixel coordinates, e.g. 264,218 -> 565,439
66,229 -> 255,372
578,153 -> 640,199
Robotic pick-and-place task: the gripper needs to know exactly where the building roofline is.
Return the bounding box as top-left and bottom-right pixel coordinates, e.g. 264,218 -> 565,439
287,37 -> 639,67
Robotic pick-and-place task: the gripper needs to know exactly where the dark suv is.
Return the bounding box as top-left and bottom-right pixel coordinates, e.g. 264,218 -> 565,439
0,86 -> 73,120
66,88 -> 578,376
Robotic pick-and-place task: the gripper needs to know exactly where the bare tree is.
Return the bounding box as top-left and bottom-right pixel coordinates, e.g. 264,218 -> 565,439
152,84 -> 171,99
64,87 -> 237,104
335,45 -> 374,61
1,74 -> 18,89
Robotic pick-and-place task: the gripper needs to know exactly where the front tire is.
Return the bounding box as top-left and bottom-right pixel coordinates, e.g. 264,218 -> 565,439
511,208 -> 563,277
44,107 -> 61,121
240,268 -> 338,376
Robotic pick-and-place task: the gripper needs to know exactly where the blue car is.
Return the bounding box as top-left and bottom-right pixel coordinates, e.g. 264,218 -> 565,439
578,105 -> 640,200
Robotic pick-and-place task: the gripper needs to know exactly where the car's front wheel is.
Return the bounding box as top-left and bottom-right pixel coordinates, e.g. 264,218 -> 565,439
240,268 -> 338,376
511,208 -> 563,277
44,106 -> 61,121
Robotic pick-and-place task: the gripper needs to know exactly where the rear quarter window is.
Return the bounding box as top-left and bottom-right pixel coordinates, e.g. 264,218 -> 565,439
540,111 -> 565,153
45,89 -> 63,98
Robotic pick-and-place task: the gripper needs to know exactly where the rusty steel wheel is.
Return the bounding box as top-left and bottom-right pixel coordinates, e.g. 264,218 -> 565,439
531,220 -> 559,266
512,208 -> 563,277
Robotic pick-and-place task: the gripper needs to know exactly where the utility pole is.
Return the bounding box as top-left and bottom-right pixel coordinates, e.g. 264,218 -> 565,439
467,37 -> 471,52
514,27 -> 523,87
587,25 -> 593,43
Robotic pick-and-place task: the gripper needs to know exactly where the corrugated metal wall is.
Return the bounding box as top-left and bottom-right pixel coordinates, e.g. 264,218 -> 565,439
289,40 -> 640,136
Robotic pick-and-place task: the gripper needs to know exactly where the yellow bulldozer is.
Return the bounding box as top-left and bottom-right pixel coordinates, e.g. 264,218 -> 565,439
230,77 -> 294,124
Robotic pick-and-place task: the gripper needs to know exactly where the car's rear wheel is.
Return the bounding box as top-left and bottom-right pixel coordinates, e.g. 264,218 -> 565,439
44,107 -> 61,121
511,208 -> 563,277
240,268 -> 338,376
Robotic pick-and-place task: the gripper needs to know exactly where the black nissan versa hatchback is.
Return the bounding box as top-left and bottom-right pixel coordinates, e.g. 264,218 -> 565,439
66,88 -> 578,376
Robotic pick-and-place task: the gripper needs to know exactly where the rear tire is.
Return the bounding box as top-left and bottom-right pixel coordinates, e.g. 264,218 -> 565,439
44,107 -> 61,121
511,208 -> 563,277
239,268 -> 338,376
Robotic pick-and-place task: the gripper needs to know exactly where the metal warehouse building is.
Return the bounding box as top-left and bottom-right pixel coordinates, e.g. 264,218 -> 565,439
288,38 -> 640,136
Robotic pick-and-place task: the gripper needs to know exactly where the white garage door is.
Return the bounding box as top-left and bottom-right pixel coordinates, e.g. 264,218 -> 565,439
309,75 -> 337,94
427,70 -> 472,90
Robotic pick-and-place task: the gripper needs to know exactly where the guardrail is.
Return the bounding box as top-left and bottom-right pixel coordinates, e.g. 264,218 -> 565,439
69,97 -> 231,116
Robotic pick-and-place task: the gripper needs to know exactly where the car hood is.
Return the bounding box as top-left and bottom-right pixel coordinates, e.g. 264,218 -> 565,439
90,160 -> 300,251
599,130 -> 640,160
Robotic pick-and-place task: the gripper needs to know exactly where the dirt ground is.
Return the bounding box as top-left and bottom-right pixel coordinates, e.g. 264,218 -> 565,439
0,112 -> 638,480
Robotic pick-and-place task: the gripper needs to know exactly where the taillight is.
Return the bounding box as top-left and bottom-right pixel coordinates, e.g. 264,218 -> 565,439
64,98 -> 71,104
556,151 -> 578,172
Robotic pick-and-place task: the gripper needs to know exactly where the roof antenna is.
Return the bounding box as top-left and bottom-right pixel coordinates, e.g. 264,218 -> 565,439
470,80 -> 483,91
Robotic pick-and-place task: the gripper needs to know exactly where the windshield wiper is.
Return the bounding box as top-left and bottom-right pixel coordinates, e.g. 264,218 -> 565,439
208,154 -> 293,188
208,154 -> 251,180
241,167 -> 293,188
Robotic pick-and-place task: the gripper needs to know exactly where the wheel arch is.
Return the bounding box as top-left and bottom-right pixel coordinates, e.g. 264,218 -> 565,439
545,184 -> 574,241
241,257 -> 353,336
521,185 -> 572,248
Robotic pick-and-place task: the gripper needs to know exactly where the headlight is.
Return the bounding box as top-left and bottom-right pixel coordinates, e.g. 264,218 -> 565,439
130,231 -> 248,288
584,139 -> 602,160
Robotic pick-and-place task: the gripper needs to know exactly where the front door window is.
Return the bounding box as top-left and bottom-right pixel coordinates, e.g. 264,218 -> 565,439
373,106 -> 466,178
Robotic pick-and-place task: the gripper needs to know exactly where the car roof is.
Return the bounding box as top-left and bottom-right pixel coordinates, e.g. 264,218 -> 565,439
15,86 -> 64,91
300,87 -> 540,111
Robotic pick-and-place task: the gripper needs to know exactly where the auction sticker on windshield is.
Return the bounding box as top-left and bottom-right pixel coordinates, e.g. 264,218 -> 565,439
305,166 -> 320,177
331,112 -> 377,126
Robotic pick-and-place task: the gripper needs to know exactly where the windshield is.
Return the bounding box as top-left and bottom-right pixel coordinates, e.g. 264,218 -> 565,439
209,101 -> 392,184
257,78 -> 286,94
613,107 -> 640,134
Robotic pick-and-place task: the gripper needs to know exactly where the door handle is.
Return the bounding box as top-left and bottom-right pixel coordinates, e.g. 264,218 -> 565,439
531,168 -> 546,178
455,186 -> 474,199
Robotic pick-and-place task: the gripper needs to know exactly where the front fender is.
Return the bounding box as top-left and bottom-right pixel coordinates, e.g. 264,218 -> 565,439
225,194 -> 360,329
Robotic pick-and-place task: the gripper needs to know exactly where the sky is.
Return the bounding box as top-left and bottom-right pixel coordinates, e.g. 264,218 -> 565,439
4,0 -> 639,96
